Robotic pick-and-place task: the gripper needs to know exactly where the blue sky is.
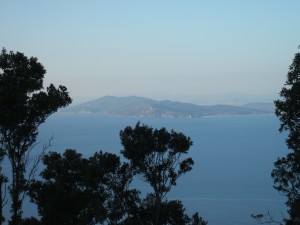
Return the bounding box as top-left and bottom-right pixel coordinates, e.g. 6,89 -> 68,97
1,1 -> 300,103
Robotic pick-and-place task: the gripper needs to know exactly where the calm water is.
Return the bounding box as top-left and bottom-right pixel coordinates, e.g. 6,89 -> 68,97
19,113 -> 289,224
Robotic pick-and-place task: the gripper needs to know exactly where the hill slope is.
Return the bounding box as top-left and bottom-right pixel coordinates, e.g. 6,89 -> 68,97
63,96 -> 273,118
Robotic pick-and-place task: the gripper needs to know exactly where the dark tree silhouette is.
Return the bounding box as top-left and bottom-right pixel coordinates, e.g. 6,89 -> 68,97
29,149 -> 140,225
87,151 -> 140,225
29,148 -> 207,225
28,123 -> 206,225
137,194 -> 207,225
272,46 -> 300,224
0,48 -> 72,225
120,122 -> 194,225
29,150 -> 94,225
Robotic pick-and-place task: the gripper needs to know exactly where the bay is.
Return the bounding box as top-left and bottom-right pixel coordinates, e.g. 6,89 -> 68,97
25,113 -> 288,224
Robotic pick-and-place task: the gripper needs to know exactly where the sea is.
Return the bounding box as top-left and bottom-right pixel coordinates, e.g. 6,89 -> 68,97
6,113 -> 289,225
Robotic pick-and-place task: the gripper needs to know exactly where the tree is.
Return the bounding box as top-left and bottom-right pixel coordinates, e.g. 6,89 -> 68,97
0,48 -> 72,225
120,122 -> 195,225
272,46 -> 300,224
87,151 -> 140,225
28,124 -> 205,225
137,194 -> 207,225
29,147 -> 207,225
29,149 -> 140,225
29,150 -> 94,225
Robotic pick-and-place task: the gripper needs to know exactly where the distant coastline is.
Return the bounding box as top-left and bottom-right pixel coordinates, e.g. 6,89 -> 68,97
62,96 -> 274,118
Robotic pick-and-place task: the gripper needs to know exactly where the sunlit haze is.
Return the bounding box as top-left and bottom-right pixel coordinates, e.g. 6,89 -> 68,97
1,1 -> 300,103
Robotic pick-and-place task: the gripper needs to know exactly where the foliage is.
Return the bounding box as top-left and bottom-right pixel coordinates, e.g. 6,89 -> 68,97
29,150 -> 95,225
29,150 -> 140,225
27,123 -> 206,225
275,47 -> 300,150
120,122 -> 194,225
0,48 -> 72,225
272,46 -> 300,224
21,217 -> 42,225
137,194 -> 207,225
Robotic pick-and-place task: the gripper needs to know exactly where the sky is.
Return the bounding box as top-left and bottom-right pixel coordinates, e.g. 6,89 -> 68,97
1,1 -> 300,103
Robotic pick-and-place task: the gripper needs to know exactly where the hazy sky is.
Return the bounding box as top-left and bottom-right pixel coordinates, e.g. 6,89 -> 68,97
1,1 -> 300,102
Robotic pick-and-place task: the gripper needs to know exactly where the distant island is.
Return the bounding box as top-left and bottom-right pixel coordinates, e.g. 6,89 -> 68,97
62,96 -> 274,118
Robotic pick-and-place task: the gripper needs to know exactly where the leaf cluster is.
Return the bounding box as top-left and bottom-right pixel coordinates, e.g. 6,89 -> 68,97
120,122 -> 194,202
28,150 -> 140,225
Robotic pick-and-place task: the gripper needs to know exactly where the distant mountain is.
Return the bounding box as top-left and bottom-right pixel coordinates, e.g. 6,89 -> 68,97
62,96 -> 273,118
242,102 -> 275,114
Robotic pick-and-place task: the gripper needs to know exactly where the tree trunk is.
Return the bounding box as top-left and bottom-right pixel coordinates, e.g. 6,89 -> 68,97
9,165 -> 23,225
154,196 -> 161,225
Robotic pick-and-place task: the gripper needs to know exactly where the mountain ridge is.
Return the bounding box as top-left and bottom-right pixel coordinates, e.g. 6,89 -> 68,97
63,96 -> 274,118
